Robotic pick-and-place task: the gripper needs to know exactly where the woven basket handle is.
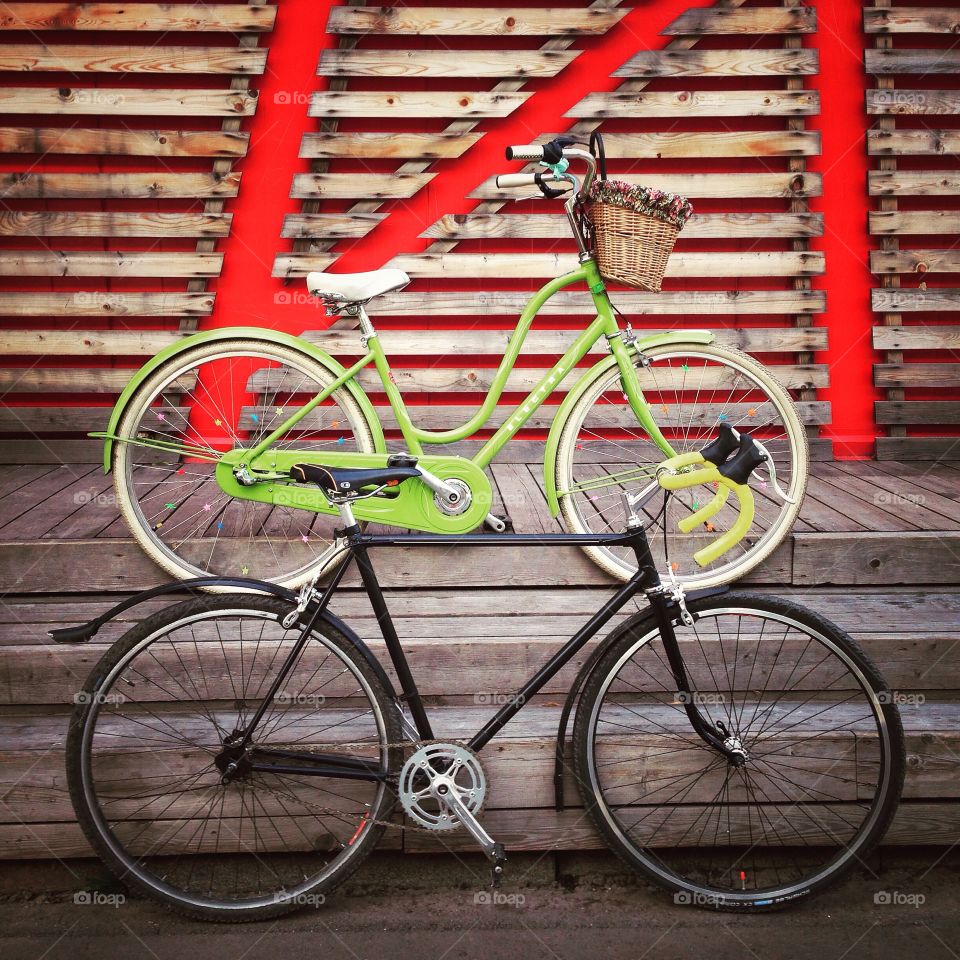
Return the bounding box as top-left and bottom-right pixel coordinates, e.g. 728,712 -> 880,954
589,131 -> 607,182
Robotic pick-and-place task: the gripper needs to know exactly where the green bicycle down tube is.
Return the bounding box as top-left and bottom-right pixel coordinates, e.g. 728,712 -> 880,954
243,352 -> 375,463
391,267 -> 597,448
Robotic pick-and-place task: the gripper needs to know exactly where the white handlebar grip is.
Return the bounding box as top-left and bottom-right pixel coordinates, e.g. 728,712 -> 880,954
495,172 -> 539,189
505,145 -> 544,162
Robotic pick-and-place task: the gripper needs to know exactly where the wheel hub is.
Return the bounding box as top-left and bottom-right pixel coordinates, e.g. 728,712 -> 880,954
434,478 -> 472,517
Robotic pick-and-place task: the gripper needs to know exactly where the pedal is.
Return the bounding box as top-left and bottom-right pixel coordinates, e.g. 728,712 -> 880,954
490,843 -> 507,888
485,512 -> 509,533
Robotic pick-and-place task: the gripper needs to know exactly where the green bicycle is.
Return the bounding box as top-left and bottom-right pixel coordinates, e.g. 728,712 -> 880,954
98,137 -> 808,590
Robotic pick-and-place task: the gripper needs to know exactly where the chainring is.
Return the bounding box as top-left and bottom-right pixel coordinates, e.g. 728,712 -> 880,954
398,743 -> 486,832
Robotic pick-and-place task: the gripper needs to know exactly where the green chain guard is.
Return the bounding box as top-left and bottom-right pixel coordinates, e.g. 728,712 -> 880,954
215,449 -> 493,535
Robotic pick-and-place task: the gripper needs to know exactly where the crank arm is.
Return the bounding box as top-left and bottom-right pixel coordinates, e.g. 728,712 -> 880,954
440,787 -> 507,884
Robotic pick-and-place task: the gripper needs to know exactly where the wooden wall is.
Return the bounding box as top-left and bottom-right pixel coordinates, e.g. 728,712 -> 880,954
0,1 -> 275,459
866,4 -> 960,462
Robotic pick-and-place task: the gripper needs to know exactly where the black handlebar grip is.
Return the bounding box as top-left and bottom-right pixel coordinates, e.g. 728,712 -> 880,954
717,433 -> 768,486
700,422 -> 739,466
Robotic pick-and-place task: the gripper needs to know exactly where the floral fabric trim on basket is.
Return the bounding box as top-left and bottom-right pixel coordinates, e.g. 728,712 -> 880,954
587,179 -> 694,230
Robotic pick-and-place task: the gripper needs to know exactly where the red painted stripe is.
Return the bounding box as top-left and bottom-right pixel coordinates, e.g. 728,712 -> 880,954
806,1 -> 878,459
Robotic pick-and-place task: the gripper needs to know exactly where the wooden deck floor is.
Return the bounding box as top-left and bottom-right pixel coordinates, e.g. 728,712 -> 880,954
1,457 -> 959,860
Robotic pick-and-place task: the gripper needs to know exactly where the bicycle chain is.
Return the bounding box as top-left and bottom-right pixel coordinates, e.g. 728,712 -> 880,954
257,736 -> 478,838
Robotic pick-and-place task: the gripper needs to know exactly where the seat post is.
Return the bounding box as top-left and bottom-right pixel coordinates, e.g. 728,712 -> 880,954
346,303 -> 377,340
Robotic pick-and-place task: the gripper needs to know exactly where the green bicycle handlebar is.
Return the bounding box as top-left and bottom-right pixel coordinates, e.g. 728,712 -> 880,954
656,451 -> 756,568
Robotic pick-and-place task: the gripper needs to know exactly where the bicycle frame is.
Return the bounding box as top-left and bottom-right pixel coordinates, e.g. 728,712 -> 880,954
241,256 -> 677,472
236,522 -> 736,785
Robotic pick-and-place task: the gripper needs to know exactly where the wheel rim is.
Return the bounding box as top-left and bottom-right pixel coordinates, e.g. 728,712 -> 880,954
584,606 -> 893,904
559,348 -> 805,587
117,346 -> 372,585
78,606 -> 391,912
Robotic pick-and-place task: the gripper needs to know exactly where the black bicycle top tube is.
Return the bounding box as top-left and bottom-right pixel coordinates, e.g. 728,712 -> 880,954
351,529 -> 645,550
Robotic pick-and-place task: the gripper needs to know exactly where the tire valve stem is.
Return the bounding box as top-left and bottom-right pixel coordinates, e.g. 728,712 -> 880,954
740,870 -> 747,891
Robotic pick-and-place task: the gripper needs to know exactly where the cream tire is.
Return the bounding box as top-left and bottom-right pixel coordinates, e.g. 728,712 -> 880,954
113,338 -> 375,589
555,343 -> 808,589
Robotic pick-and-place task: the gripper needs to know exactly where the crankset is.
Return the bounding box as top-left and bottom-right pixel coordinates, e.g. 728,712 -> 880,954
215,449 -> 494,535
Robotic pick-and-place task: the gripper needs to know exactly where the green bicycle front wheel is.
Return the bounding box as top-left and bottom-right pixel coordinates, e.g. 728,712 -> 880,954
556,342 -> 808,589
113,338 -> 375,587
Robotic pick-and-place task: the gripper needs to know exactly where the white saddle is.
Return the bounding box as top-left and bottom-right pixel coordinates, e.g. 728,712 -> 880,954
306,268 -> 410,304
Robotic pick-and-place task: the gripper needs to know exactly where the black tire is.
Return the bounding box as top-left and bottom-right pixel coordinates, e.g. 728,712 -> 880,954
572,592 -> 905,911
67,595 -> 402,922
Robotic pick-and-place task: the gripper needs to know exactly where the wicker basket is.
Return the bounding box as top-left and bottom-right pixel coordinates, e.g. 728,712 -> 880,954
589,201 -> 680,293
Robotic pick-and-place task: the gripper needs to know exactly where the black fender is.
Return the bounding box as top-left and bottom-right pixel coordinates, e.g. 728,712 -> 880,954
553,585 -> 730,810
50,575 -> 399,704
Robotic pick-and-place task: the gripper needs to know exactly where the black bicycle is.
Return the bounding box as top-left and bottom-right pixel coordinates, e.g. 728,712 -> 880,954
62,440 -> 904,921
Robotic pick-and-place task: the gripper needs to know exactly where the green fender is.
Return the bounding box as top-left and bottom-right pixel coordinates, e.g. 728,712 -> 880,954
100,327 -> 386,472
542,329 -> 715,516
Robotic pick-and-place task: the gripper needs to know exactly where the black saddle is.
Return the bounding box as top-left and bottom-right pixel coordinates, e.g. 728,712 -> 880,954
290,462 -> 420,496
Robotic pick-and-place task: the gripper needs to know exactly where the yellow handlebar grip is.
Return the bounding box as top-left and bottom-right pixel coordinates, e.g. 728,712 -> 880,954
693,482 -> 755,567
656,449 -> 757,568
677,484 -> 729,534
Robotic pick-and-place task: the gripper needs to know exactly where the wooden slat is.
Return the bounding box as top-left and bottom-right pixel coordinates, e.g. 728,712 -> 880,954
875,364 -> 960,388
871,250 -> 960,275
0,211 -> 231,238
0,126 -> 248,157
0,408 -> 112,432
0,3 -> 277,31
281,213 -> 387,240
873,325 -> 960,351
597,129 -> 820,158
869,170 -> 960,195
794,532 -> 960,585
372,252 -> 825,280
868,129 -> 960,156
0,330 -> 179,356
664,6 -> 816,34
300,131 -> 480,160
867,90 -> 960,116
876,438 -> 960,461
311,327 -> 829,356
277,251 -> 825,279
0,292 -> 214,317
422,212 -> 824,240
326,6 -> 627,35
308,90 -> 527,118
876,401 -> 960,425
614,48 -> 818,77
318,48 -> 577,78
0,87 -> 258,116
363,289 -> 827,316
0,251 -> 223,278
0,369 -> 134,393
568,89 -> 819,117
0,45 -> 268,73
869,211 -> 960,235
866,49 -> 960,75
872,288 -> 960,313
475,172 -> 822,200
864,7 -> 960,34
290,172 -> 434,200
0,172 -> 240,199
